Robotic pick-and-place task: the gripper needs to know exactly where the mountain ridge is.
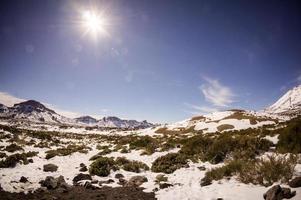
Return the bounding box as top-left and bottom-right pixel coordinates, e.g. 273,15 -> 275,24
0,100 -> 154,129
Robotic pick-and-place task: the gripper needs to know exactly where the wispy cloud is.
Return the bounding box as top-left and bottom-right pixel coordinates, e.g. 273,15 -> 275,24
0,92 -> 25,107
184,103 -> 218,115
297,73 -> 301,83
200,77 -> 234,107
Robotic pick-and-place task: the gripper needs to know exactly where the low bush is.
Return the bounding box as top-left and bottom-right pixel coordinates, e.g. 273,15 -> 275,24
239,154 -> 297,186
45,144 -> 91,159
129,136 -> 158,155
201,160 -> 244,185
277,117 -> 301,153
151,153 -> 188,174
0,151 -> 38,168
180,133 -> 273,164
155,174 -> 168,183
217,124 -> 234,132
201,154 -> 297,187
89,156 -> 117,177
4,143 -> 24,152
115,157 -> 149,173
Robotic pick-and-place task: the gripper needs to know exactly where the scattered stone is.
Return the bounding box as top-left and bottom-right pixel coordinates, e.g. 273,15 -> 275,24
115,173 -> 124,179
79,166 -> 87,172
72,173 -> 92,183
263,185 -> 296,200
216,198 -> 223,200
159,183 -> 173,189
198,166 -> 206,171
19,176 -> 28,183
288,177 -> 301,188
28,159 -> 33,163
43,164 -> 58,172
125,176 -> 148,187
39,176 -> 67,190
200,178 -> 212,187
156,174 -> 168,182
39,176 -> 57,189
79,163 -> 86,168
118,178 -> 127,186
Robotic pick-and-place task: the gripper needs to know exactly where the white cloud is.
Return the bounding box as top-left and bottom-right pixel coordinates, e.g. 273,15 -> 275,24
184,103 -> 218,114
0,92 -> 25,107
200,77 -> 234,107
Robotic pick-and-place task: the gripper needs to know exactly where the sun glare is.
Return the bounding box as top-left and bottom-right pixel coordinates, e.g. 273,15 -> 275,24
81,10 -> 108,38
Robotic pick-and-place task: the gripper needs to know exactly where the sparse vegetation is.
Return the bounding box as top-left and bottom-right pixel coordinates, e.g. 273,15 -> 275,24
129,136 -> 158,155
89,156 -> 117,177
276,117 -> 301,153
115,157 -> 149,173
0,151 -> 38,168
4,143 -> 24,152
202,154 -> 297,187
217,124 -> 234,132
151,153 -> 188,174
45,144 -> 91,159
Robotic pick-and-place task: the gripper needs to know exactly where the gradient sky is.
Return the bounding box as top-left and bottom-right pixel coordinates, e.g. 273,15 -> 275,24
0,0 -> 301,123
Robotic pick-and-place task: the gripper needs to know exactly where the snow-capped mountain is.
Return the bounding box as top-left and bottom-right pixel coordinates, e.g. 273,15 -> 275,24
265,85 -> 301,116
75,116 -> 98,124
97,116 -> 153,129
75,115 -> 154,129
0,100 -> 154,128
0,100 -> 73,124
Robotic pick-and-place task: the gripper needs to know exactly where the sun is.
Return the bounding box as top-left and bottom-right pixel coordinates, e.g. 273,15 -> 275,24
81,10 -> 108,38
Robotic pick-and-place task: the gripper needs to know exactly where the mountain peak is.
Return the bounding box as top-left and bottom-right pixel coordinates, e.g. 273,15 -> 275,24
266,84 -> 301,115
13,100 -> 55,114
75,115 -> 97,124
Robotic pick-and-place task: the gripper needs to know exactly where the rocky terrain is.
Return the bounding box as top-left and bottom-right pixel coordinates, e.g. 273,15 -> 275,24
0,85 -> 301,200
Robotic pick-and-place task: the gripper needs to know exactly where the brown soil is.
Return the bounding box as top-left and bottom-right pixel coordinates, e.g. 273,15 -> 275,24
0,186 -> 156,200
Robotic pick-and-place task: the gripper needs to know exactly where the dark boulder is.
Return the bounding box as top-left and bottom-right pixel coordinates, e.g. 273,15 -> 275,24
72,173 -> 92,183
288,177 -> 301,188
43,164 -> 58,172
263,185 -> 296,200
19,176 -> 28,183
125,176 -> 148,187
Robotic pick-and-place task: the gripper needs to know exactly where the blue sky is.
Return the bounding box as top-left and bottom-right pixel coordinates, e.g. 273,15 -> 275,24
0,0 -> 301,123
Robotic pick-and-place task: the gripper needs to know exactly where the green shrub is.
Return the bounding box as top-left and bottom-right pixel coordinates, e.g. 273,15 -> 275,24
277,118 -> 301,153
151,153 -> 188,174
27,130 -> 52,140
4,143 -> 24,152
201,159 -> 244,185
115,157 -> 149,173
217,124 -> 235,132
0,151 -> 38,168
202,154 -> 297,187
155,174 -> 168,183
89,157 -> 117,176
120,146 -> 129,153
180,135 -> 212,161
239,154 -> 297,186
45,144 -> 91,159
129,136 -> 158,155
180,133 -> 273,164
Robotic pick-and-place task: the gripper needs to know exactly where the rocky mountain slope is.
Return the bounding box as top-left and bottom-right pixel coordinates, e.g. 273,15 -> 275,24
265,85 -> 301,116
0,100 -> 153,129
155,84 -> 301,134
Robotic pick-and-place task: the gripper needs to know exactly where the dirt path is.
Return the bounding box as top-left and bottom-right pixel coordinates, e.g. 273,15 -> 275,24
0,186 -> 156,200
